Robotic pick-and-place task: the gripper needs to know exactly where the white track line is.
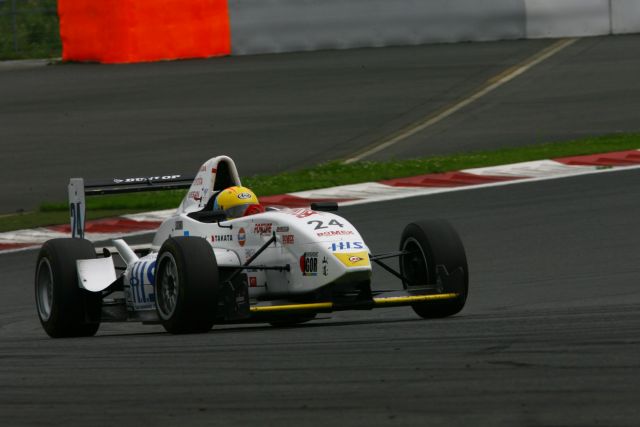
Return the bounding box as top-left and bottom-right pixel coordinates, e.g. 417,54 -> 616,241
343,38 -> 578,163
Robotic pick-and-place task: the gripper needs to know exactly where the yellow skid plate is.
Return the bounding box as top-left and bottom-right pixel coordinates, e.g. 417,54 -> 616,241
250,293 -> 459,313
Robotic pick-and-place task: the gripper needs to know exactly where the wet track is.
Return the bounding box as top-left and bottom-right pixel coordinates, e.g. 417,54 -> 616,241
1,169 -> 639,426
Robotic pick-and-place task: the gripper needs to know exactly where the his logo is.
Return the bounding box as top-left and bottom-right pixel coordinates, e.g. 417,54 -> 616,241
238,227 -> 246,247
299,252 -> 318,276
330,241 -> 364,251
238,192 -> 252,200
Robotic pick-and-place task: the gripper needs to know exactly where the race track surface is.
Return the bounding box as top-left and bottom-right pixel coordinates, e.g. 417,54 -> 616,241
2,170 -> 639,426
3,35 -> 640,213
369,35 -> 640,160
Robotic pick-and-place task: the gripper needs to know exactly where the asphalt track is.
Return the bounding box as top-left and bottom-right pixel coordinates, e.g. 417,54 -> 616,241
2,35 -> 640,213
1,169 -> 639,426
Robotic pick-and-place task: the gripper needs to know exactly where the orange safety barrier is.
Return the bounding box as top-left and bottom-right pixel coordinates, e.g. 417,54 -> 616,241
58,0 -> 231,63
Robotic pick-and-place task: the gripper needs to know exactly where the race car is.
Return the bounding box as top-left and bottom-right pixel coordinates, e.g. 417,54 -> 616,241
35,155 -> 469,337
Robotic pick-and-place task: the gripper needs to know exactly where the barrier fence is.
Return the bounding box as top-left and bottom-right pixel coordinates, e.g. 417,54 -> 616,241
1,1 -> 638,62
0,0 -> 59,59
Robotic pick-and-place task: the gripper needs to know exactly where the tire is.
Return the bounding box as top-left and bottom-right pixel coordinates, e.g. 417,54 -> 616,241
155,237 -> 220,334
35,238 -> 102,338
399,220 -> 468,318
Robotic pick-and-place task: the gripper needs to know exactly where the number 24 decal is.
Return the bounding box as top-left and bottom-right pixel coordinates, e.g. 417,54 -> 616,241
307,219 -> 344,230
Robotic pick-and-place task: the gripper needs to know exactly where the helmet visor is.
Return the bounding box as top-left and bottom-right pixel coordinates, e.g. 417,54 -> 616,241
225,204 -> 250,219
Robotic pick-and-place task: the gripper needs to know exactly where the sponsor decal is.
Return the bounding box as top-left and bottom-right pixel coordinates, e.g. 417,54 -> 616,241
322,257 -> 328,276
253,223 -> 272,235
199,165 -> 207,172
238,227 -> 246,247
193,177 -> 203,186
299,252 -> 318,276
113,175 -> 181,184
211,167 -> 217,173
285,208 -> 316,219
282,235 -> 295,245
330,241 -> 364,252
211,234 -> 233,242
317,230 -> 354,237
238,192 -> 252,200
334,251 -> 370,268
249,276 -> 257,287
129,261 -> 156,306
183,231 -> 190,237
188,191 -> 202,202
276,226 -> 289,233
175,220 -> 183,230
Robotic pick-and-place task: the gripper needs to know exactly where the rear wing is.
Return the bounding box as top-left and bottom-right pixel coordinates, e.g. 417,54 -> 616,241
68,175 -> 194,238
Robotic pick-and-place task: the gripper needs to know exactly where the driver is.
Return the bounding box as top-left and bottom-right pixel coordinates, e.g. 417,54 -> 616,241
213,186 -> 265,219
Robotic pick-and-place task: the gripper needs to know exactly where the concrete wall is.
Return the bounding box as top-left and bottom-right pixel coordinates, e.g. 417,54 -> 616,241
525,0 -> 610,38
228,0 -> 640,55
228,0 -> 527,55
612,0 -> 640,34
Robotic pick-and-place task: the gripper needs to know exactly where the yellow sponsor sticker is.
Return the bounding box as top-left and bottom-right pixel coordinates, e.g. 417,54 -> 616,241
333,251 -> 370,267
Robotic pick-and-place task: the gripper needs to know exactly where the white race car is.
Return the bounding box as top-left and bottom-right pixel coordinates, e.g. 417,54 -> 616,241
35,156 -> 469,337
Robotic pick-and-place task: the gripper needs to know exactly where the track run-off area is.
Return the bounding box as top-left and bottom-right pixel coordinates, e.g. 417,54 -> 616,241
1,34 -> 640,426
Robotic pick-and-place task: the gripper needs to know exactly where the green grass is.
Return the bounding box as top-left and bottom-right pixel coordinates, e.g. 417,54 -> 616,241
0,0 -> 60,60
1,133 -> 638,232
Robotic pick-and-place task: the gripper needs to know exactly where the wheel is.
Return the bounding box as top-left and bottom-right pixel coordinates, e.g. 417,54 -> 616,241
35,238 -> 102,338
268,313 -> 317,327
399,220 -> 468,318
155,237 -> 220,334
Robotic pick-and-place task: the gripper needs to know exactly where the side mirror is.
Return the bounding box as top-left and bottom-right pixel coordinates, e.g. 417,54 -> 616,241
310,202 -> 338,212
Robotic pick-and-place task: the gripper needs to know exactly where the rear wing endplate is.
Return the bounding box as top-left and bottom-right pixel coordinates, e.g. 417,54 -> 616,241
68,175 -> 194,238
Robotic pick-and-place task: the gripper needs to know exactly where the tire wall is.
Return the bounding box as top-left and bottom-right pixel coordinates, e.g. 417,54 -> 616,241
228,0 -> 640,56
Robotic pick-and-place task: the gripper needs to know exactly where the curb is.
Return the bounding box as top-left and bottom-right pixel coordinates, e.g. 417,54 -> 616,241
2,149 -> 639,254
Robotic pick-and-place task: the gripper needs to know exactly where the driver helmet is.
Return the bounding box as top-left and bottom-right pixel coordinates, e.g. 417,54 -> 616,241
213,186 -> 264,218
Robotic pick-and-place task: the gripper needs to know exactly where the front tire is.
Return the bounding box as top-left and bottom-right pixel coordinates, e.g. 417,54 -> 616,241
35,238 -> 102,338
399,220 -> 468,318
155,237 -> 220,334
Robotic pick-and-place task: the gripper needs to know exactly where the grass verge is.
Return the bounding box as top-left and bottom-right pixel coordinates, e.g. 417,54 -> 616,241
1,133 -> 639,233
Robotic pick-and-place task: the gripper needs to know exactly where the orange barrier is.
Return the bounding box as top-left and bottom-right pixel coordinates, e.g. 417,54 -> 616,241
58,0 -> 231,63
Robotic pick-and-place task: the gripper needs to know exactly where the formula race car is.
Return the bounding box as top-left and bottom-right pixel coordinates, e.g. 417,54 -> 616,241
35,156 -> 469,337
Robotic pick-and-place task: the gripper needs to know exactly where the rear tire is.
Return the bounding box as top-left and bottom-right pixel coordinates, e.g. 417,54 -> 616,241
35,238 -> 101,338
399,220 -> 468,318
155,237 -> 220,334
